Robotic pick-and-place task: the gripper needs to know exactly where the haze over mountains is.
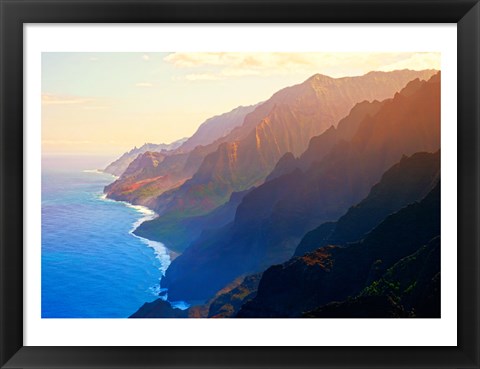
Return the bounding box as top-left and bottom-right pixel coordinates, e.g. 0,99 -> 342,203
127,69 -> 437,250
104,104 -> 257,207
160,73 -> 440,302
152,70 -> 436,214
103,139 -> 187,177
100,69 -> 441,318
175,104 -> 260,153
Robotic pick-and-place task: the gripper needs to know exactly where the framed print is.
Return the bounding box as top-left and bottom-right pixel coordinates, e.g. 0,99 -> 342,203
0,0 -> 479,368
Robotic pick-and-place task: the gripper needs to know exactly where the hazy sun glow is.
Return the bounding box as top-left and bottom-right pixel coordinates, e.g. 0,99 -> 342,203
42,52 -> 440,156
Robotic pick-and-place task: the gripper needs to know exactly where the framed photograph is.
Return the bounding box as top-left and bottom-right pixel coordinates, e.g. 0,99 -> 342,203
1,0 -> 479,368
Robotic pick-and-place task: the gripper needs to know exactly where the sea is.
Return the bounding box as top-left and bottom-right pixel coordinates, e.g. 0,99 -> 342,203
41,155 -> 185,318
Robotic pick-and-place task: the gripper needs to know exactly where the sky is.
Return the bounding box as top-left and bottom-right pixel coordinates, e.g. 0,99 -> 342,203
42,52 -> 440,157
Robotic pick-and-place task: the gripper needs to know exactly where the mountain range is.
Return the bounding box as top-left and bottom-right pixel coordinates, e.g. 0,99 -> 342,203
101,69 -> 441,318
159,72 -> 440,303
131,69 -> 437,250
201,150 -> 440,318
239,182 -> 440,317
131,154 -> 440,318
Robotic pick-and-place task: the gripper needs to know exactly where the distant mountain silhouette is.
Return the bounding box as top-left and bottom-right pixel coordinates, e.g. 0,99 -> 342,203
176,104 -> 260,153
103,139 -> 186,177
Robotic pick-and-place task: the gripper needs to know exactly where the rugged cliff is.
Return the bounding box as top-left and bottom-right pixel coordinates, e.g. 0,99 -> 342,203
162,73 -> 440,302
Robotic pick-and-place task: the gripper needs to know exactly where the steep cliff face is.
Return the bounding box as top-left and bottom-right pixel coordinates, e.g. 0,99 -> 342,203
130,299 -> 189,318
104,104 -> 258,204
176,104 -> 259,153
120,151 -> 167,178
106,71 -> 437,209
237,183 -> 440,317
134,188 -> 254,253
150,70 -> 438,217
207,274 -> 262,318
135,70 -> 438,256
217,150 -> 440,317
295,150 -> 440,256
104,151 -> 188,207
265,99 -> 386,182
129,274 -> 261,319
162,73 -> 441,302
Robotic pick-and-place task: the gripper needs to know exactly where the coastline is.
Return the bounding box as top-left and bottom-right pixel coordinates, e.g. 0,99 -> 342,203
98,169 -> 181,259
97,175 -> 189,311
98,192 -> 173,275
43,167 -> 179,318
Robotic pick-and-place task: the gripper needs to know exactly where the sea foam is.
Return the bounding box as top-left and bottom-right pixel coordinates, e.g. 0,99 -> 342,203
96,174 -> 189,308
170,300 -> 191,310
97,195 -> 170,271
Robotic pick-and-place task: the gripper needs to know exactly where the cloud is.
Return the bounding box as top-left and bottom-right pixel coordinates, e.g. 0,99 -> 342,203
42,93 -> 92,105
164,52 -> 441,81
142,54 -> 150,61
135,82 -> 153,87
83,105 -> 109,110
181,73 -> 223,81
164,52 -> 313,70
42,94 -> 111,109
378,52 -> 441,72
42,139 -> 93,145
220,68 -> 263,77
177,69 -> 262,81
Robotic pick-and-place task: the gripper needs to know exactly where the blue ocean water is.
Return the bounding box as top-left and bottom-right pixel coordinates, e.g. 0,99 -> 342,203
41,158 -> 172,318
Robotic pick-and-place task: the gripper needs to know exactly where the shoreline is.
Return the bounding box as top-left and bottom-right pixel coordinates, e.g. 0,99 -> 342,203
92,169 -> 190,310
98,192 -> 174,274
122,201 -> 190,310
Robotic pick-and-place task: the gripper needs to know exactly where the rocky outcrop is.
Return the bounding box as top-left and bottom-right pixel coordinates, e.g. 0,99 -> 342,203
104,151 -> 187,207
207,274 -> 262,318
130,299 -> 189,318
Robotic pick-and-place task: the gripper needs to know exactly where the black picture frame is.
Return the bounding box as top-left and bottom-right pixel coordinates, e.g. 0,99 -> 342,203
1,1 -> 479,368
